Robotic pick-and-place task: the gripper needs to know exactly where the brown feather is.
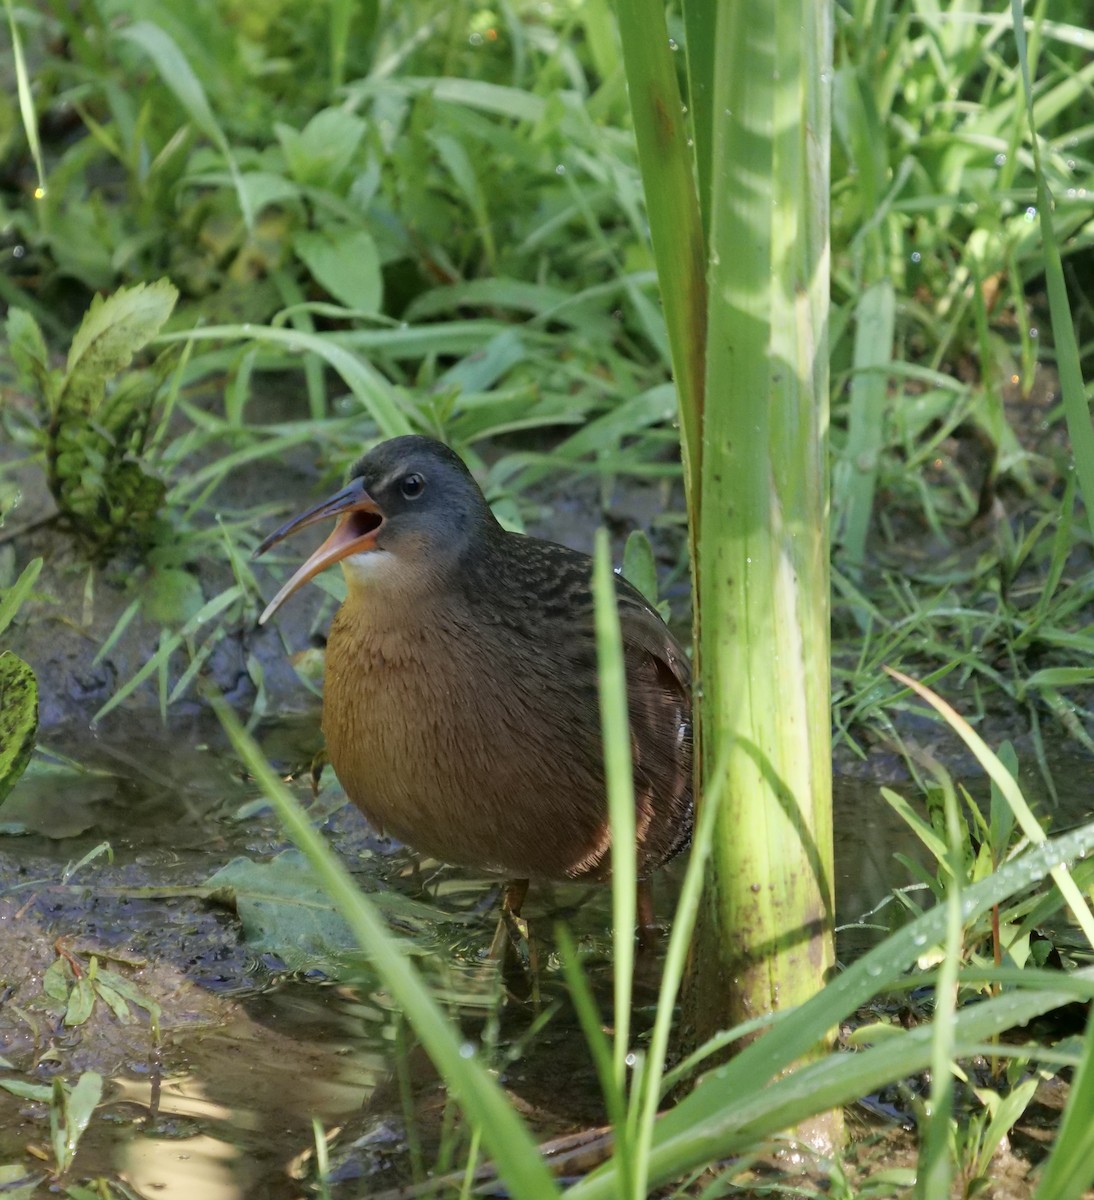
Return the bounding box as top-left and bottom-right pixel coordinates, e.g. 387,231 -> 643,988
322,518 -> 692,882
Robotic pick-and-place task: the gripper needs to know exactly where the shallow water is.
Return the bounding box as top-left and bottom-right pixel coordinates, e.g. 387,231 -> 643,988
1,716 -> 1092,1197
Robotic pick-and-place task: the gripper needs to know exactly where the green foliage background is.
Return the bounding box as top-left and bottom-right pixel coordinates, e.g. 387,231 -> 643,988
3,1 -> 1093,767
3,2 -> 1094,1194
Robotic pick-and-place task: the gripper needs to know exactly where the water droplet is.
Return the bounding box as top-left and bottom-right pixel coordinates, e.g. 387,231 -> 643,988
910,250 -> 921,264
681,104 -> 688,115
668,38 -> 679,50
460,1042 -> 475,1058
555,163 -> 566,175
994,152 -> 1007,167
1024,205 -> 1038,222
468,31 -> 484,46
625,1051 -> 637,1067
12,245 -> 25,259
1029,327 -> 1039,339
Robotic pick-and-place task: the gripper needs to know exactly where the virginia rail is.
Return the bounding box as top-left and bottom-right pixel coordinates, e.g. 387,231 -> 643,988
255,436 -> 692,937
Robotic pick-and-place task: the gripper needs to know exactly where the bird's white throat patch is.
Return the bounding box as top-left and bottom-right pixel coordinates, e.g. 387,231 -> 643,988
340,550 -> 397,587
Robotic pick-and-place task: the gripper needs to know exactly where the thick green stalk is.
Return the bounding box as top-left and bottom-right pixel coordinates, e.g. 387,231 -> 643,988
681,0 -> 837,1117
614,0 -> 837,1107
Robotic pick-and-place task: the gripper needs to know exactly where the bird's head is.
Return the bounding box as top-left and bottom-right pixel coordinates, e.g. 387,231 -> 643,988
254,436 -> 498,623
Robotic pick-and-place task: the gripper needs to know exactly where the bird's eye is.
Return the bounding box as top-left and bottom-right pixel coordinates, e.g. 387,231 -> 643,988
401,472 -> 425,499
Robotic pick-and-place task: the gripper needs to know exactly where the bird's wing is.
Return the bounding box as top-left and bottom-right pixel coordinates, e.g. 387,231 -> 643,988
613,576 -> 691,693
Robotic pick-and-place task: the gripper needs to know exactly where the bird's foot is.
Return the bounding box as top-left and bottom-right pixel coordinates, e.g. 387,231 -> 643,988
484,878 -> 540,1003
488,905 -> 530,964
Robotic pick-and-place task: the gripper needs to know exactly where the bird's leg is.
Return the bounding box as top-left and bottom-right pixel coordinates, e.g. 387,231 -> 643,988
308,749 -> 328,796
487,877 -> 530,962
504,877 -> 530,919
637,879 -> 658,952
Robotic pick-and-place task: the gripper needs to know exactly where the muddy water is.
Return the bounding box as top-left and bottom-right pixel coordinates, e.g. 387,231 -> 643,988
1,717 -> 1092,1197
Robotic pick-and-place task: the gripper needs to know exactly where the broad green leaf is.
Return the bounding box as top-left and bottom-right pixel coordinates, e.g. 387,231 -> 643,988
295,227 -> 382,314
5,308 -> 52,400
53,1072 -> 101,1172
205,851 -> 459,975
94,968 -> 161,1021
64,978 -> 96,1027
141,567 -> 206,627
0,1162 -> 39,1200
0,558 -> 42,638
0,1079 -> 52,1102
0,652 -> 37,804
435,329 -> 526,394
622,530 -> 660,608
275,109 -> 366,188
206,851 -> 358,973
62,280 -> 178,417
42,959 -> 71,1002
91,981 -> 131,1023
236,171 -> 302,215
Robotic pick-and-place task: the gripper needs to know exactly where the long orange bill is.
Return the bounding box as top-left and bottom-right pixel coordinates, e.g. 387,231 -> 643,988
253,478 -> 383,624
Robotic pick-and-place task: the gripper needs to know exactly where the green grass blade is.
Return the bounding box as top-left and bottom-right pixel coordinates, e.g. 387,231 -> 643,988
632,741 -> 731,1188
0,558 -> 43,638
1033,1006 -> 1094,1200
3,0 -> 46,202
567,818 -> 1094,1197
120,21 -> 253,229
916,771 -> 962,1200
837,281 -> 895,571
214,699 -> 561,1200
92,586 -> 243,723
1010,0 -> 1094,541
887,667 -> 1094,949
611,0 -> 706,505
158,325 -> 412,438
592,530 -> 635,1110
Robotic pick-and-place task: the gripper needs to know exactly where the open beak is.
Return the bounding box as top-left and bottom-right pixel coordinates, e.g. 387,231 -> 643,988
254,477 -> 383,624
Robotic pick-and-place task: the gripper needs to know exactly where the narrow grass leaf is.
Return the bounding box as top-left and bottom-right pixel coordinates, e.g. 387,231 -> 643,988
120,22 -> 253,228
1010,0 -> 1094,541
916,772 -> 962,1200
158,326 -> 411,438
1033,1006 -> 1094,1200
634,743 -> 731,1191
567,819 -> 1094,1198
3,0 -> 45,198
838,280 -> 895,571
92,586 -> 243,723
886,667 -> 1094,949
556,926 -> 626,1136
0,558 -> 42,637
612,0 -> 706,505
592,531 -> 635,1107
